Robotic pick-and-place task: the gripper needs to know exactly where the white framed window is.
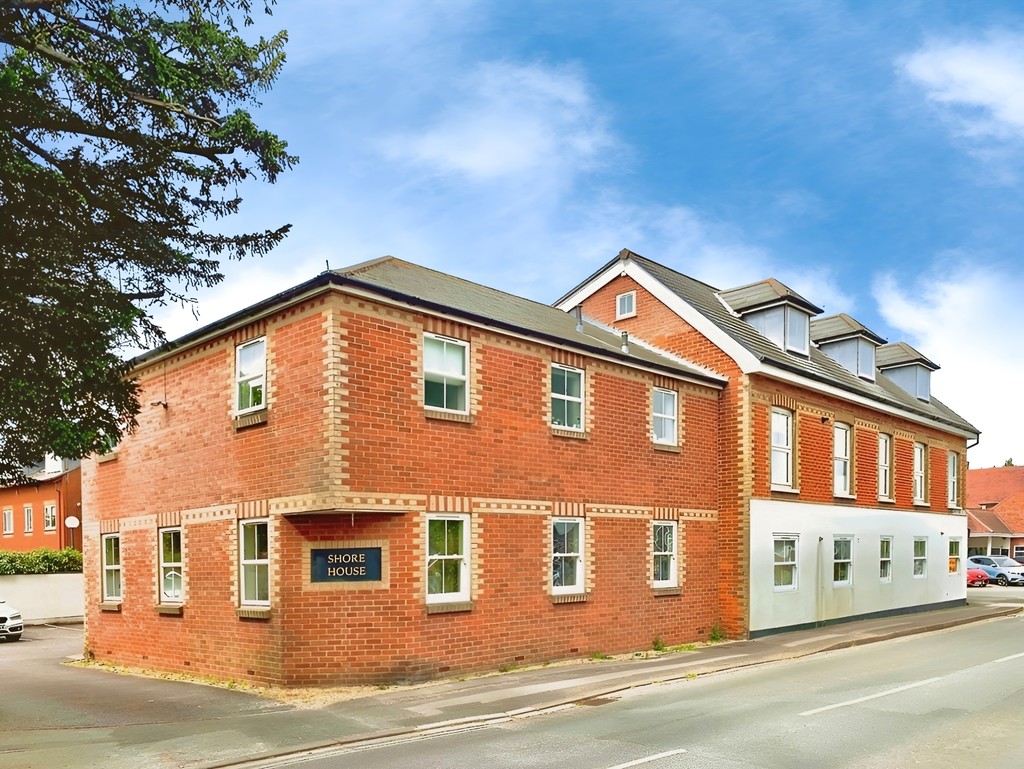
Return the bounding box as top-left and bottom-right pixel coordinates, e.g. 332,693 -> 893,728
23,504 -> 33,534
551,364 -> 584,431
235,337 -> 266,414
913,442 -> 928,504
616,290 -> 637,319
773,535 -> 798,591
239,519 -> 269,606
159,528 -> 184,604
770,408 -> 794,488
652,521 -> 678,588
426,514 -> 470,604
878,433 -> 893,500
948,539 -> 961,575
423,334 -> 469,413
833,536 -> 853,586
552,517 -> 585,594
2,507 -> 12,535
913,537 -> 928,578
44,503 -> 57,531
102,533 -> 122,602
833,423 -> 851,496
747,306 -> 810,355
652,388 -> 678,445
947,452 -> 959,508
879,536 -> 893,582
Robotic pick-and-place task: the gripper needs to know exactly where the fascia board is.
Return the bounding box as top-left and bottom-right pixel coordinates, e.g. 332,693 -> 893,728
555,258 -> 763,373
759,366 -> 979,441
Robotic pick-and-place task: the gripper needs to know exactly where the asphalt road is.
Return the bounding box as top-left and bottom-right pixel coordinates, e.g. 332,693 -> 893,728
257,610 -> 1024,768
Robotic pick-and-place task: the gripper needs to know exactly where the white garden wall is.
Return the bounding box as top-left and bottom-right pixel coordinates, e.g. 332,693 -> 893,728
0,573 -> 83,623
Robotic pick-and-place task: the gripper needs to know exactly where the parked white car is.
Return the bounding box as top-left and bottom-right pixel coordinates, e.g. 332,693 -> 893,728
0,598 -> 22,641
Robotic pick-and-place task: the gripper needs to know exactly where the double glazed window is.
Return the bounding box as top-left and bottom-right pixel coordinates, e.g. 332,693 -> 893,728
948,539 -> 961,575
427,514 -> 470,603
239,519 -> 269,606
746,305 -> 810,355
102,533 -> 122,601
2,507 -> 11,535
235,337 -> 267,413
652,389 -> 678,445
913,442 -> 928,504
773,536 -> 798,591
878,433 -> 893,500
159,528 -> 184,604
913,537 -> 928,578
616,291 -> 636,319
551,365 -> 584,431
552,518 -> 585,594
879,536 -> 893,582
833,423 -> 851,496
653,521 -> 678,588
833,537 -> 852,585
770,408 -> 794,488
23,505 -> 33,534
424,335 -> 469,413
44,503 -> 57,531
947,452 -> 959,507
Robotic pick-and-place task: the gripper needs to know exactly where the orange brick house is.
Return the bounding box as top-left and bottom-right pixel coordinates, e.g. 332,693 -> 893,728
557,249 -> 979,637
82,257 -> 727,686
1,457 -> 82,553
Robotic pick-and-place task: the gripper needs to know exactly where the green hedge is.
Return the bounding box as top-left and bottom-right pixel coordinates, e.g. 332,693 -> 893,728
0,547 -> 83,575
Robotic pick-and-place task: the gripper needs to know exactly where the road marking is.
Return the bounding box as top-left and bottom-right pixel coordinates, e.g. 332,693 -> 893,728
604,748 -> 689,768
994,651 -> 1024,664
799,677 -> 942,716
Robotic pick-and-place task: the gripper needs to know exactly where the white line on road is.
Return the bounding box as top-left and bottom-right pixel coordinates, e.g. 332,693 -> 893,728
799,677 -> 942,716
994,651 -> 1024,664
603,748 -> 689,768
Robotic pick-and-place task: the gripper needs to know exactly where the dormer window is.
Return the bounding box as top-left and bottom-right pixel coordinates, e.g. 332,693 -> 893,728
810,314 -> 885,382
877,342 -> 938,403
745,305 -> 810,356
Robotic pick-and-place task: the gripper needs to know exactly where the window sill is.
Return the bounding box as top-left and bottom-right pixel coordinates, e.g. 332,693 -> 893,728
236,606 -> 271,620
551,591 -> 589,604
156,604 -> 184,616
770,485 -> 800,495
652,442 -> 681,453
233,409 -> 269,431
913,501 -> 931,508
653,586 -> 681,596
878,496 -> 896,505
551,427 -> 588,440
424,409 -> 473,424
96,451 -> 119,464
426,600 -> 473,614
99,602 -> 122,612
833,493 -> 857,501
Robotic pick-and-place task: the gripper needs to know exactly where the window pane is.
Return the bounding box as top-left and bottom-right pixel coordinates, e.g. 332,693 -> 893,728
424,378 -> 445,408
423,337 -> 444,371
553,521 -> 579,554
443,342 -> 466,375
564,369 -> 581,398
786,308 -> 809,352
105,536 -> 120,566
774,564 -> 794,587
105,570 -> 121,599
654,554 -> 672,582
428,519 -> 446,556
553,556 -> 577,587
238,341 -> 265,377
552,366 -> 567,395
445,519 -> 463,555
565,401 -> 581,429
763,307 -> 785,346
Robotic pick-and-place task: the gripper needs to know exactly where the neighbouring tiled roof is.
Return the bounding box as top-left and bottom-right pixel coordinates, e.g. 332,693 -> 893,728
333,257 -> 724,386
563,249 -> 977,437
966,508 -> 1009,534
876,341 -> 939,372
966,466 -> 1024,508
718,277 -> 823,315
810,313 -> 887,346
994,492 -> 1024,533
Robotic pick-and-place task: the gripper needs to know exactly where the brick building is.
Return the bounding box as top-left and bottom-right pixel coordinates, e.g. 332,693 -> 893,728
557,249 -> 979,637
83,251 -> 978,685
83,257 -> 726,685
1,457 -> 82,553
964,466 -> 1024,559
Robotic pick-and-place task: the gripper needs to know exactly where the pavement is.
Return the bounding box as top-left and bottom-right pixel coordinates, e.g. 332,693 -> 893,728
3,593 -> 1022,769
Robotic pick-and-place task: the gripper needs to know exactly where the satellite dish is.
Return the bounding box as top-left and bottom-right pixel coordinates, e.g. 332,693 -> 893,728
65,516 -> 80,529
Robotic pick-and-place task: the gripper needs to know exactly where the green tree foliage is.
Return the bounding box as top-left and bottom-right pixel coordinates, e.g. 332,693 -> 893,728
0,0 -> 295,483
0,546 -> 83,574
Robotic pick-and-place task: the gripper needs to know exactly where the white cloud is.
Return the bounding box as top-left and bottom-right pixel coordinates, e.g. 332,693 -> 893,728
377,61 -> 617,183
899,32 -> 1024,143
873,259 -> 1024,469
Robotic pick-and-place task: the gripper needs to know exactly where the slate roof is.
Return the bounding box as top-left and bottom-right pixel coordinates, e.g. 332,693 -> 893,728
559,249 -> 978,437
718,278 -> 823,315
967,466 -> 1024,508
876,341 -> 939,372
333,257 -> 724,386
810,313 -> 887,346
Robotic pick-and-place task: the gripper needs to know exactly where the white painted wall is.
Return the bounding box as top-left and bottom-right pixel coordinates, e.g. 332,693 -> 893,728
749,499 -> 968,633
0,573 -> 83,623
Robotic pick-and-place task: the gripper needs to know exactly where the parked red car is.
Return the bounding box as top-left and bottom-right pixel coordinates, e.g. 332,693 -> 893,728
966,567 -> 989,587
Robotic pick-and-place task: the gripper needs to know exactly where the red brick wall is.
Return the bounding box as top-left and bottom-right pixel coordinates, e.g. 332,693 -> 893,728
84,289 -> 724,685
0,466 -> 80,552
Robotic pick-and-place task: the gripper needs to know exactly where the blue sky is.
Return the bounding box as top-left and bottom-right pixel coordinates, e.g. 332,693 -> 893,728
155,1 -> 1024,468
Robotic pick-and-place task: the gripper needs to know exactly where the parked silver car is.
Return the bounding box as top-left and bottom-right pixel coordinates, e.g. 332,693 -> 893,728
0,598 -> 22,641
967,556 -> 1024,587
